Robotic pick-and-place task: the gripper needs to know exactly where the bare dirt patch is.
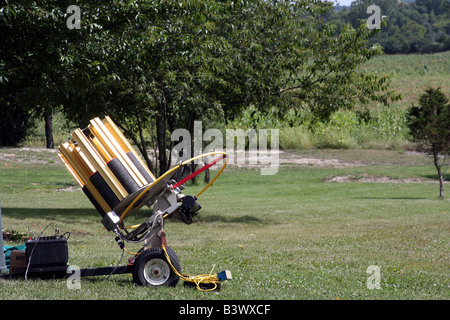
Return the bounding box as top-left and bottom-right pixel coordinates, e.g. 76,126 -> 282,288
0,147 -> 59,164
325,174 -> 446,184
70,229 -> 92,236
55,186 -> 82,192
1,147 -> 442,186
1,147 -> 428,169
279,151 -> 364,168
226,150 -> 363,168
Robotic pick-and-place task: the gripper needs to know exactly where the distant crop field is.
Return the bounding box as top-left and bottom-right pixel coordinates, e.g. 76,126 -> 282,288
225,51 -> 450,151
360,51 -> 450,105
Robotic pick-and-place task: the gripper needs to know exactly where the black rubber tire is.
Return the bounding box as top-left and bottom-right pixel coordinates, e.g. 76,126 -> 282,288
132,247 -> 181,287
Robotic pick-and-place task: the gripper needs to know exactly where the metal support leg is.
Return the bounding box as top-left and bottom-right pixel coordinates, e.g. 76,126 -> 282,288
142,212 -> 165,249
0,201 -> 7,274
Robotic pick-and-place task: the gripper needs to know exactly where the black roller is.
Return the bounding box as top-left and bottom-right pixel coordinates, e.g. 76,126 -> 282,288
126,151 -> 153,184
107,158 -> 139,194
82,186 -> 106,217
89,171 -> 121,209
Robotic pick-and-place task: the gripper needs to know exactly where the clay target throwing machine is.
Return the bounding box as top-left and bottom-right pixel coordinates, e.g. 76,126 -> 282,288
57,116 -> 230,289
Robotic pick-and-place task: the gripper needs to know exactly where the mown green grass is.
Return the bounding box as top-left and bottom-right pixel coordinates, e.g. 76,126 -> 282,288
0,148 -> 448,300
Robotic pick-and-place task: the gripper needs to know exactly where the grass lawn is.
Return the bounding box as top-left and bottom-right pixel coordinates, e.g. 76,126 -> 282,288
0,148 -> 448,300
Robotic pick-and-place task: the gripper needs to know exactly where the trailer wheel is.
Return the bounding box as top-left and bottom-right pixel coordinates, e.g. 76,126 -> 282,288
132,247 -> 181,287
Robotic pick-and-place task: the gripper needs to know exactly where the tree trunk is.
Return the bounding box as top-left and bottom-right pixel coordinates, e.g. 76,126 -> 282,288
187,116 -> 197,184
155,88 -> 170,176
44,112 -> 54,149
137,117 -> 154,174
432,144 -> 445,199
156,113 -> 169,176
118,112 -> 155,174
204,167 -> 210,184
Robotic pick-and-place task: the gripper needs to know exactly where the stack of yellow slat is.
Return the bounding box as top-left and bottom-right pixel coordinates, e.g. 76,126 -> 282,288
58,116 -> 156,217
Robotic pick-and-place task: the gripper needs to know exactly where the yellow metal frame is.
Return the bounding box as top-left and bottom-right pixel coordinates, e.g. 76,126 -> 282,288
58,143 -> 112,213
89,118 -> 146,187
58,117 -> 158,214
58,117 -> 228,228
102,116 -> 156,183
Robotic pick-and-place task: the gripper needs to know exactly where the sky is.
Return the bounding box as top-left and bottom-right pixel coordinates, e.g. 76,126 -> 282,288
334,0 -> 355,6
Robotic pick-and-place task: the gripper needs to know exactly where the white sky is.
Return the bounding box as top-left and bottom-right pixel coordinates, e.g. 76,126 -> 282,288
334,0 -> 355,6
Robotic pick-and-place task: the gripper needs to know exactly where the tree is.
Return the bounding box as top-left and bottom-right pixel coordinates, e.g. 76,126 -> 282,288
0,95 -> 35,146
2,0 -> 398,177
58,0 -> 398,174
407,87 -> 450,199
333,0 -> 450,54
0,0 -> 74,148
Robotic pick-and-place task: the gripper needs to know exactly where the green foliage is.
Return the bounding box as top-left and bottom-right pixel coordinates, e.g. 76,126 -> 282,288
407,87 -> 450,198
0,97 -> 36,146
225,104 -> 410,150
0,0 -> 74,146
407,87 -> 450,154
1,0 -> 397,169
328,0 -> 450,54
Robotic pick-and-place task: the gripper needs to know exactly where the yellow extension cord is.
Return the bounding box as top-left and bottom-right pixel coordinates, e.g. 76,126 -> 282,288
161,245 -> 224,292
119,152 -> 229,291
121,246 -> 223,291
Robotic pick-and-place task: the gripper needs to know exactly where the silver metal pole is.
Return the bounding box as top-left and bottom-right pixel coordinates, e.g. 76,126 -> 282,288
0,201 -> 7,274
